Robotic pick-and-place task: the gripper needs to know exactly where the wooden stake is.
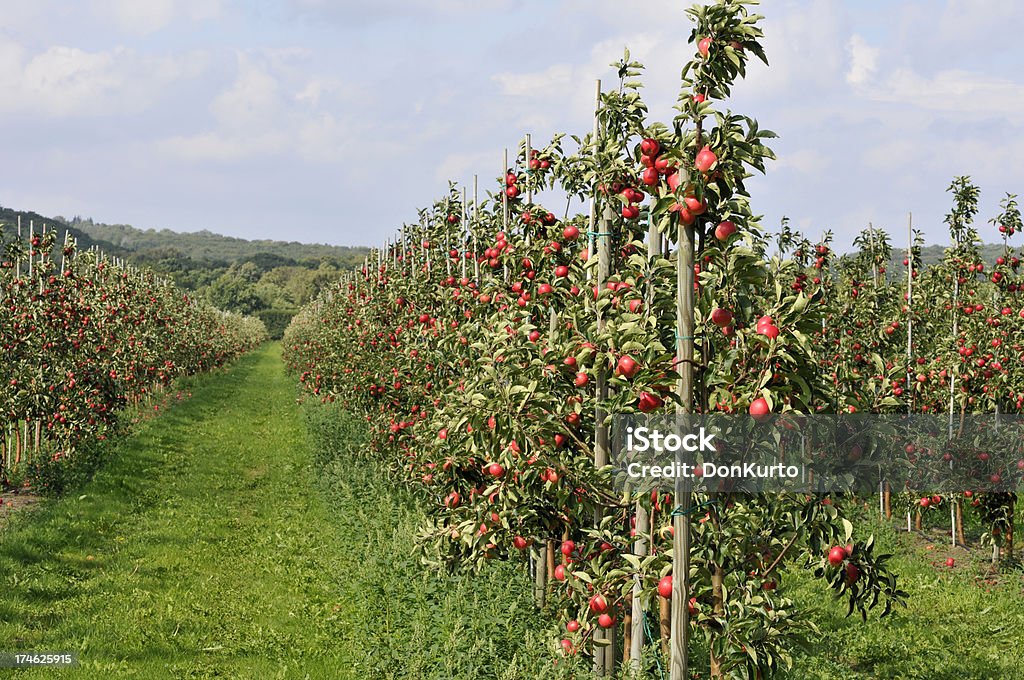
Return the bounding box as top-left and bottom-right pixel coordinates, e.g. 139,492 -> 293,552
670,172 -> 695,680
593,201 -> 614,676
473,176 -> 480,282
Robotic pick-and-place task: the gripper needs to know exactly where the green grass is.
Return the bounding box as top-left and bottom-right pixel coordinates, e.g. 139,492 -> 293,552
0,344 -> 569,679
783,517 -> 1024,680
0,345 -> 354,677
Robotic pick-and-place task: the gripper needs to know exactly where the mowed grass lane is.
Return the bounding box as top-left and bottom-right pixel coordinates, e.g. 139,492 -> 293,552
0,344 -> 353,678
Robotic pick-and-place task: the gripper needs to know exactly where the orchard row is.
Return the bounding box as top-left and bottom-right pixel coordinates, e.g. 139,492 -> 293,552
284,2 -> 1019,678
1,225 -> 266,483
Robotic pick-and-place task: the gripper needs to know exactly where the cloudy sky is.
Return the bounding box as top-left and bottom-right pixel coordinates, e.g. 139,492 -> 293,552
1,0 -> 1022,250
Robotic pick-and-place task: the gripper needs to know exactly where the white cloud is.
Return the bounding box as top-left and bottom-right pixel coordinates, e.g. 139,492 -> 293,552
156,51 -> 370,164
775,148 -> 829,175
0,41 -> 208,117
210,54 -> 282,129
864,68 -> 1024,121
287,0 -> 515,24
934,0 -> 1024,45
91,0 -> 224,35
156,131 -> 286,162
845,34 -> 878,85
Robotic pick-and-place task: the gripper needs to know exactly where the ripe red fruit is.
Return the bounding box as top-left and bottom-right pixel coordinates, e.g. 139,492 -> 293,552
566,619 -> 580,632
638,391 -> 663,413
919,497 -> 930,508
615,355 -> 640,379
488,462 -> 505,477
683,195 -> 706,216
589,594 -> 609,614
561,540 -> 575,557
844,563 -> 860,584
554,564 -> 567,581
946,557 -> 955,568
749,397 -> 770,417
598,613 -> 615,629
574,372 -> 590,387
827,545 -> 847,566
537,283 -> 553,296
555,265 -> 569,278
641,167 -> 660,186
622,205 -> 640,220
438,428 -> 448,440
657,574 -> 672,598
694,145 -> 717,173
760,324 -> 780,340
666,171 -> 683,192
640,138 -> 660,156
512,536 -> 528,550
698,37 -> 712,58
715,220 -> 737,241
710,308 -> 733,327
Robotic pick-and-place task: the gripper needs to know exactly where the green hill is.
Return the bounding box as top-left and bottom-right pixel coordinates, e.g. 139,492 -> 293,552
67,217 -> 368,267
0,204 -> 370,339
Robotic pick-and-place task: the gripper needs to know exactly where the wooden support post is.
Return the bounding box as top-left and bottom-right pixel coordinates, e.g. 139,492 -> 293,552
670,173 -> 694,680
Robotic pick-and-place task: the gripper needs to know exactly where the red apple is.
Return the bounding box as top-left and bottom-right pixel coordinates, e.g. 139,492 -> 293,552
710,307 -> 733,327
694,145 -> 717,173
638,391 -> 663,413
616,355 -> 640,379
715,220 -> 737,241
749,397 -> 770,417
640,138 -> 660,156
827,545 -> 847,566
658,574 -> 672,598
844,563 -> 860,584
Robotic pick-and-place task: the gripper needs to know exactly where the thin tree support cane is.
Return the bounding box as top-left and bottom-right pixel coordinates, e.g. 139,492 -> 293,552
546,305 -> 559,600
473,176 -> 480,282
593,201 -> 616,675
630,216 -> 661,669
586,77 -> 612,676
503,149 -> 509,283
671,179 -> 695,680
532,300 -> 558,609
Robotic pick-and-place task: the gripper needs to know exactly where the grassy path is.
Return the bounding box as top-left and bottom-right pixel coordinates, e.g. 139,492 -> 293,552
0,345 -> 353,678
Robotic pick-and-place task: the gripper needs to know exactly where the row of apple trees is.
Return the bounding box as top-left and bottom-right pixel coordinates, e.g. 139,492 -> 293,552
1,227 -> 267,485
283,2 -> 920,678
